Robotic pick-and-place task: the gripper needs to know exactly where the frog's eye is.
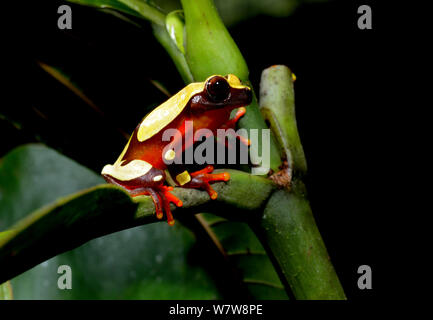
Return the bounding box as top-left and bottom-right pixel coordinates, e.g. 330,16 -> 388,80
206,76 -> 230,102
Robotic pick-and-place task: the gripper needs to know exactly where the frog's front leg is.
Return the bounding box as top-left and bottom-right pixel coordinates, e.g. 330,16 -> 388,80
187,165 -> 230,199
224,107 -> 247,129
168,164 -> 229,200
219,107 -> 250,147
102,164 -> 182,225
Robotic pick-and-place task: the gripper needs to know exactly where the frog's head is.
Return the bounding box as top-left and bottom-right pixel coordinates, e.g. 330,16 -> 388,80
190,74 -> 252,113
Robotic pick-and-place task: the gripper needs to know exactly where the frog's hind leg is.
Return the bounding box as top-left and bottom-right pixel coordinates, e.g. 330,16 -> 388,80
102,170 -> 182,225
156,185 -> 182,225
129,185 -> 182,225
129,187 -> 164,220
157,187 -> 176,226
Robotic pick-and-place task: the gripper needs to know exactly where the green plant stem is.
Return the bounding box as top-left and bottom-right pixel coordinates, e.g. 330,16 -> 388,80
117,0 -> 165,25
180,0 -> 282,174
259,66 -> 307,175
152,23 -> 194,84
180,0 -> 248,81
239,89 -> 283,174
253,65 -> 346,299
66,0 -> 165,25
253,185 -> 346,300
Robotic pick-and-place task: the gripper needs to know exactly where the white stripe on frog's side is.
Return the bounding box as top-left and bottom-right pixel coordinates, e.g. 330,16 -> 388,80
102,159 -> 152,181
102,136 -> 152,181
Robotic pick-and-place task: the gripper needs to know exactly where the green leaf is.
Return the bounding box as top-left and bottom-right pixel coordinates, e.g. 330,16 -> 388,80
0,281 -> 13,300
0,185 -> 139,284
10,222 -> 221,299
181,0 -> 248,82
0,144 -> 276,298
66,0 -> 144,19
152,23 -> 194,84
0,144 -> 220,298
66,0 -> 166,25
197,213 -> 288,299
165,10 -> 185,54
0,144 -> 104,231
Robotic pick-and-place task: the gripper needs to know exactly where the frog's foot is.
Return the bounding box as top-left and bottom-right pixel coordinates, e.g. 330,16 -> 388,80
185,165 -> 230,200
130,186 -> 182,226
156,185 -> 183,226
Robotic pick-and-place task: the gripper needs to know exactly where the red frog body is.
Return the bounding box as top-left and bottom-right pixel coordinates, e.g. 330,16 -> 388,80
102,74 -> 252,225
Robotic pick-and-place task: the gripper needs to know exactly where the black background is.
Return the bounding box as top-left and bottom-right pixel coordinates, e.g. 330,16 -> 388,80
2,0 -> 398,302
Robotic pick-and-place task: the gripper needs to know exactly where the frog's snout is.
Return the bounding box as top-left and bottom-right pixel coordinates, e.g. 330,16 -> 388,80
232,86 -> 252,107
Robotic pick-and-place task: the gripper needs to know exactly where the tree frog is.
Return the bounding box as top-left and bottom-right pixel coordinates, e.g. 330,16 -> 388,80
102,74 -> 252,225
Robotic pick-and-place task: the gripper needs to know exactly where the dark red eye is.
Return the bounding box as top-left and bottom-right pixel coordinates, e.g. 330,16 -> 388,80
206,76 -> 230,101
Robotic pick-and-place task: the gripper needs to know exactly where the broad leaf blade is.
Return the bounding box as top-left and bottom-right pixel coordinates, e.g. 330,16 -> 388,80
66,0 -> 166,25
66,0 -> 149,19
0,144 -> 220,299
0,144 -> 104,231
0,185 -> 140,283
10,222 -> 220,299
198,213 -> 288,299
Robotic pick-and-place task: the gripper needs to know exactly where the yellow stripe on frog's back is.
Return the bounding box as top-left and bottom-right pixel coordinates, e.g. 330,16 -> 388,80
137,81 -> 205,142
